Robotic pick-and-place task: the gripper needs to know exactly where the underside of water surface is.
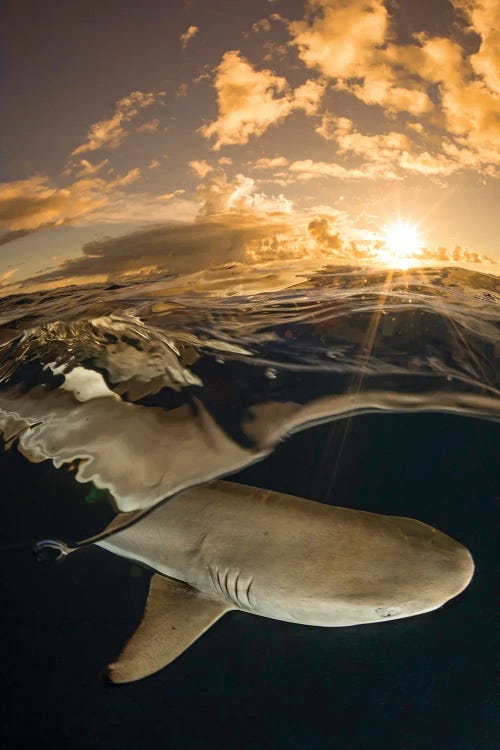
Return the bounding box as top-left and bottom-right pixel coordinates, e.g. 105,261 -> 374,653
0,263 -> 498,546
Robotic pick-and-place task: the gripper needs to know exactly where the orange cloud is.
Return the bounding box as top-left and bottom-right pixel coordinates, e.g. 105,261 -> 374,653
289,0 -> 499,174
72,91 -> 162,155
316,116 -> 460,177
69,158 -> 109,177
290,0 -> 388,79
318,116 -> 410,158
180,25 -> 199,49
288,158 -> 400,181
189,160 -> 214,178
252,157 -> 289,170
136,118 -> 160,133
199,51 -> 324,149
197,172 -> 293,215
0,167 -> 148,235
452,0 -> 500,94
0,176 -> 108,231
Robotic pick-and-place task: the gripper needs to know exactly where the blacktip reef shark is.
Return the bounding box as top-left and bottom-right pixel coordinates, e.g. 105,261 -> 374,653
91,480 -> 474,683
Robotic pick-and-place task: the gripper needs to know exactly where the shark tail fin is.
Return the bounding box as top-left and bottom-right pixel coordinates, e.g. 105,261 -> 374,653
107,573 -> 231,683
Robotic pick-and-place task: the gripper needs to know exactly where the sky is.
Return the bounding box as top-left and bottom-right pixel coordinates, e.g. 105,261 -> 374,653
1,0 -> 499,292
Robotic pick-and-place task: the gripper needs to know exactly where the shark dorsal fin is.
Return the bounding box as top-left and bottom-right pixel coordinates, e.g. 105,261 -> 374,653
108,573 -> 232,683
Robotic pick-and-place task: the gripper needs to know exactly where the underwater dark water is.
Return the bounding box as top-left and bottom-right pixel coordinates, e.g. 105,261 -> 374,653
0,264 -> 498,749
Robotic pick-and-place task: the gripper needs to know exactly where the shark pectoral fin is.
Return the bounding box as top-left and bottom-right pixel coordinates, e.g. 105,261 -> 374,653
108,573 -> 231,684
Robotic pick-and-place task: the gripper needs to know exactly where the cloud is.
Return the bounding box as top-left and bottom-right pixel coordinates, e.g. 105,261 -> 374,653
180,25 -> 199,49
19,212 -> 295,288
289,1 -> 499,174
4,166 -> 495,293
341,64 -> 433,116
250,18 -> 271,34
109,168 -> 141,187
189,160 -> 214,178
7,172 -> 301,290
0,167 -> 148,236
315,116 -> 460,177
0,228 -> 39,246
308,217 -> 342,252
289,0 -> 388,79
398,151 -> 458,176
136,118 -> 160,133
69,192 -> 197,226
288,2 -> 436,116
68,158 -> 109,177
71,91 -> 162,156
452,0 -> 500,94
252,157 -> 289,170
419,244 -> 490,264
196,172 -> 293,215
156,189 -> 186,201
318,116 -> 410,157
199,51 -> 324,149
292,78 -> 326,115
288,158 -> 401,181
0,268 -> 17,283
0,176 -> 108,232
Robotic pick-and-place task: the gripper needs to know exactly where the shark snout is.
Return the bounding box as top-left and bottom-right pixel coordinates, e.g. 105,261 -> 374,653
390,516 -> 475,615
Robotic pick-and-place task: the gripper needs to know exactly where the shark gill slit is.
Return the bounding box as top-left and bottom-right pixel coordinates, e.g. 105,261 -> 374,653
245,577 -> 254,609
207,565 -> 217,595
233,570 -> 242,608
223,569 -> 231,601
215,567 -> 227,601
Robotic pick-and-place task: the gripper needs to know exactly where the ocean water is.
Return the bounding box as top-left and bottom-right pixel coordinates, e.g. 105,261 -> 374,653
0,264 -> 498,749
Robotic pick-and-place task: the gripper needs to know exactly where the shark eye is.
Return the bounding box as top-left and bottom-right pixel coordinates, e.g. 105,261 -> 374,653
375,606 -> 402,618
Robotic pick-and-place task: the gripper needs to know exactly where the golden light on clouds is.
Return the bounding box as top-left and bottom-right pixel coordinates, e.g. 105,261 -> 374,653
1,0 -> 498,291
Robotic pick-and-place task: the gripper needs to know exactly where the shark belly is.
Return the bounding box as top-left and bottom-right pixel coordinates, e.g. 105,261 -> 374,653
98,480 -> 474,627
95,480 -> 474,682
97,481 -> 373,625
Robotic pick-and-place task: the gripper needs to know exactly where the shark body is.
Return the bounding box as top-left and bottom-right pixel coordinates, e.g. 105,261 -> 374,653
97,481 -> 474,683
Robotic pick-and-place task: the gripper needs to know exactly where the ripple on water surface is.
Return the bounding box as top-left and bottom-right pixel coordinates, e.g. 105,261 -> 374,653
0,265 -> 498,545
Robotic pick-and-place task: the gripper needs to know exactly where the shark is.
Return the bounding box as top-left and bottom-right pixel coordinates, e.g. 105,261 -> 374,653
95,480 -> 474,683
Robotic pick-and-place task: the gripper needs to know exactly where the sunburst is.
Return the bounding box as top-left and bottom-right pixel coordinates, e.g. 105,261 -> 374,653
379,220 -> 422,269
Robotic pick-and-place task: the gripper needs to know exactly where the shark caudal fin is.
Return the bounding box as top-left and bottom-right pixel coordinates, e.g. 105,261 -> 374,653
107,573 -> 231,683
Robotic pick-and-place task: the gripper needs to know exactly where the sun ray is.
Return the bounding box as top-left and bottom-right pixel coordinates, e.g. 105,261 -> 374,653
377,220 -> 423,269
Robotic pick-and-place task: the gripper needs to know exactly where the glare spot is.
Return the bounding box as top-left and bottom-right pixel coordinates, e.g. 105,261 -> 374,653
379,220 -> 423,269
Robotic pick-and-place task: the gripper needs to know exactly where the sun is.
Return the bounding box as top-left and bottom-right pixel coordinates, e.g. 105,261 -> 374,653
380,220 -> 422,269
